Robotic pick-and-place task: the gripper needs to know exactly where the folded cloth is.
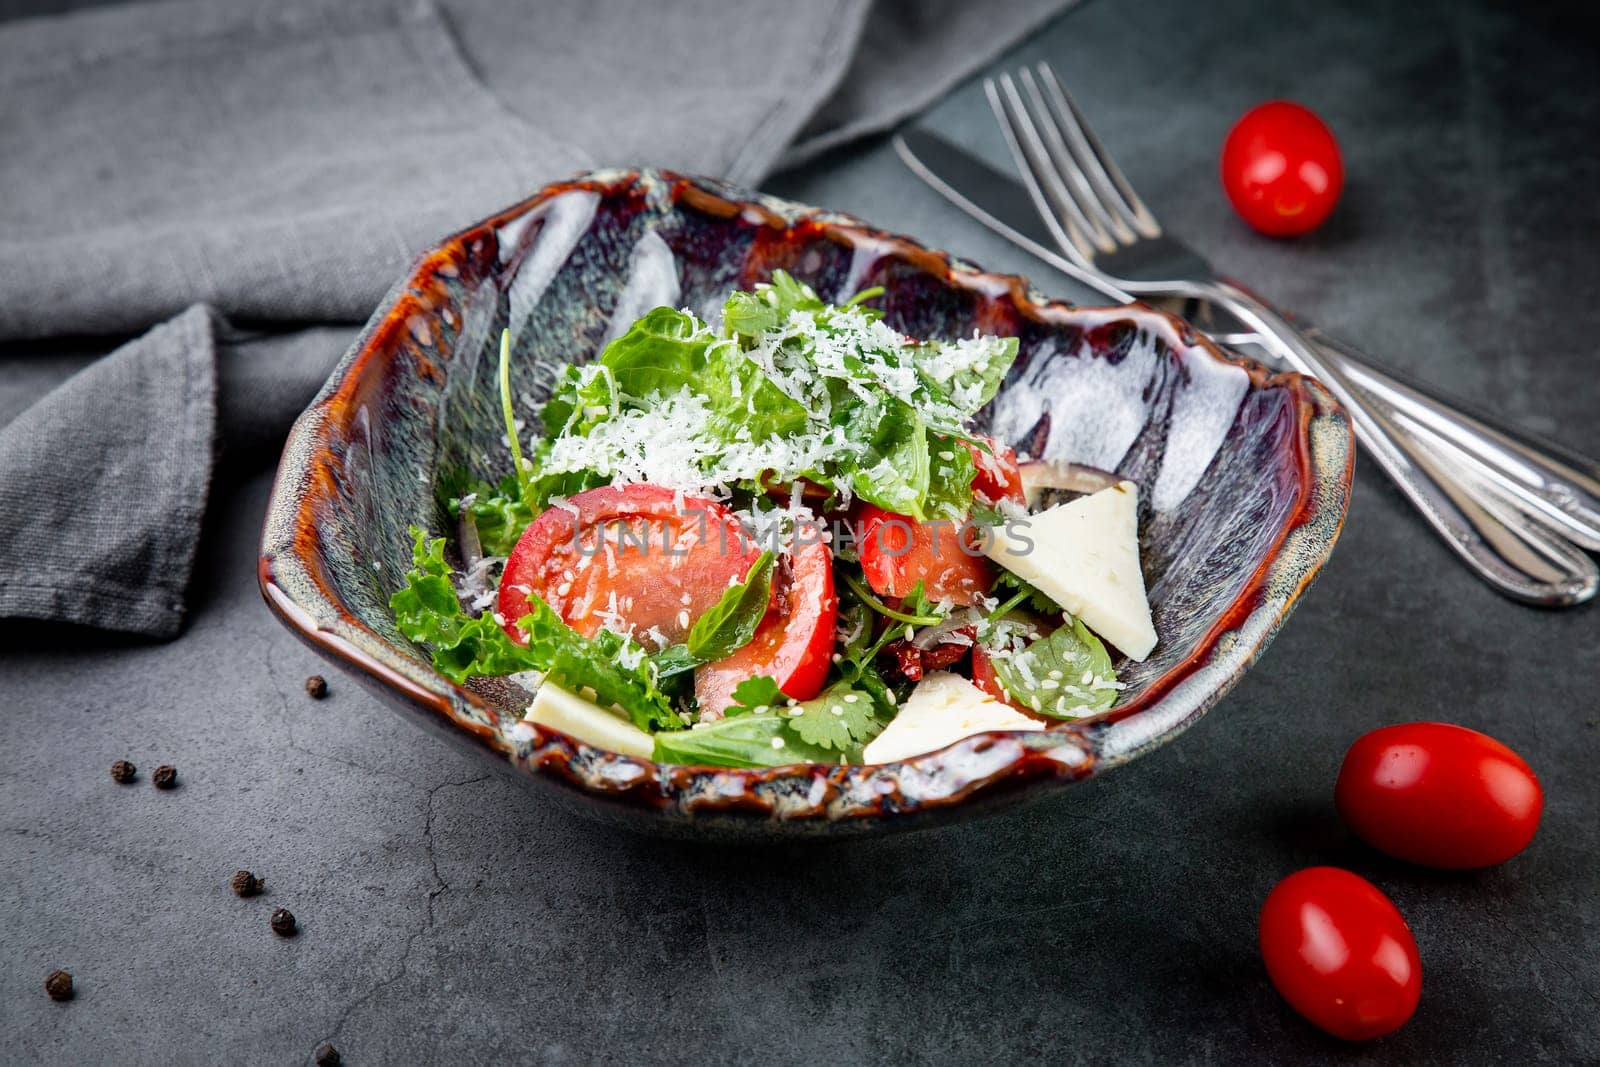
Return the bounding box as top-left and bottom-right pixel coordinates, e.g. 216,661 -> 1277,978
0,0 -> 1072,636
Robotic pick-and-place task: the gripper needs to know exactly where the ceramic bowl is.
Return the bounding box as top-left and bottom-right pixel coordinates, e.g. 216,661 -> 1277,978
260,169 -> 1352,839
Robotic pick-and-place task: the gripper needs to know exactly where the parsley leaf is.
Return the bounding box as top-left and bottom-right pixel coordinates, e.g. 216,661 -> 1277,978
984,616 -> 1119,719
785,686 -> 880,753
725,675 -> 786,712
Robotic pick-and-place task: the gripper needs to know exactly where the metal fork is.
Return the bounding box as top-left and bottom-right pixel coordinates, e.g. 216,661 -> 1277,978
987,62 -> 1599,606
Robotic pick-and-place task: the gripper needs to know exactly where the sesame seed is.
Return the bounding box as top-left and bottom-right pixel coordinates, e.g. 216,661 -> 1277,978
770,737 -> 785,749
842,694 -> 859,703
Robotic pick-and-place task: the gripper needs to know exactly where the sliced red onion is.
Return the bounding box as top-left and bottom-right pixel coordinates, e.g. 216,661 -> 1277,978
1016,460 -> 1121,508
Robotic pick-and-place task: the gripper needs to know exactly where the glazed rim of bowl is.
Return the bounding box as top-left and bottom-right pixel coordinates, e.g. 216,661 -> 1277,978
260,168 -> 1353,825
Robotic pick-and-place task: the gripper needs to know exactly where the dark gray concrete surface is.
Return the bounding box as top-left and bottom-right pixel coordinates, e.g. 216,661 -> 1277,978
3,1 -> 1597,1062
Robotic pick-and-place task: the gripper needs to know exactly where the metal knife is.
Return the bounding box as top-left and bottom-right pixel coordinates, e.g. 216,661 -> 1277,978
894,128 -> 1600,559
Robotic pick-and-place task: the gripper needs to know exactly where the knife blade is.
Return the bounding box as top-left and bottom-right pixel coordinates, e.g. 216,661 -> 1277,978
893,128 -> 1136,306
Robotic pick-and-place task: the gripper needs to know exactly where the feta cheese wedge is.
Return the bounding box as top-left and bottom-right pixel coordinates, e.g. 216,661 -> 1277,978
862,672 -> 1042,765
984,480 -> 1157,661
526,682 -> 655,760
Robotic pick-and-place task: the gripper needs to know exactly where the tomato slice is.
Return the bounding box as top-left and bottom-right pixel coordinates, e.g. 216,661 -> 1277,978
967,437 -> 1025,506
497,484 -> 763,648
694,538 -> 837,715
855,504 -> 995,607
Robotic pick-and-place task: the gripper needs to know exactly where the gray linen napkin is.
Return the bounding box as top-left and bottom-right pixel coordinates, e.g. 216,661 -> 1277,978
0,0 -> 1070,636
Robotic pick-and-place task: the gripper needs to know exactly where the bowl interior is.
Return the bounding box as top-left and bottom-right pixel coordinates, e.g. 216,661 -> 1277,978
261,169 -> 1349,833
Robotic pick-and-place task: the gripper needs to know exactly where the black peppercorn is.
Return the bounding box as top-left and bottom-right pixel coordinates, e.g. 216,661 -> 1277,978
110,759 -> 137,784
270,908 -> 297,936
152,764 -> 178,790
231,870 -> 263,897
305,675 -> 329,699
314,1042 -> 340,1066
45,970 -> 73,1001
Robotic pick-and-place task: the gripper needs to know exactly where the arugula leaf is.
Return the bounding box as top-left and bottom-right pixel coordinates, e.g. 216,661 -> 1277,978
990,569 -> 1064,616
649,644 -> 701,679
984,616 -> 1119,719
832,586 -> 915,716
389,528 -> 682,733
649,551 -> 775,677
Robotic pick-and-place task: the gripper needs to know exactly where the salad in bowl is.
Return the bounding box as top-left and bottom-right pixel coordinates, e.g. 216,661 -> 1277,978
392,271 -> 1156,769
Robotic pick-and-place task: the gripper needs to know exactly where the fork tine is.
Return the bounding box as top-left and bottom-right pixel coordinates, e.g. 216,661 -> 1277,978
985,74 -> 1107,263
983,76 -> 1094,263
1035,62 -> 1162,239
1016,68 -> 1135,247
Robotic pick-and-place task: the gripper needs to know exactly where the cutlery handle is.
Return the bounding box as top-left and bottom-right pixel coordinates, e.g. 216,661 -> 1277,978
1204,279 -> 1598,607
1301,329 -> 1600,551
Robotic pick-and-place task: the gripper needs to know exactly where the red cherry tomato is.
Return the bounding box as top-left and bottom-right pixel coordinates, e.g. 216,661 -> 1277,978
694,538 -> 837,714
498,484 -> 764,648
966,437 -> 1026,506
1221,101 -> 1343,236
855,504 -> 995,607
1336,722 -> 1543,869
1259,867 -> 1421,1041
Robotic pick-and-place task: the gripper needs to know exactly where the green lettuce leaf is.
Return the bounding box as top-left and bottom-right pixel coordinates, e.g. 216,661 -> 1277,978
389,528 -> 681,733
541,363 -> 620,440
599,307 -> 711,398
